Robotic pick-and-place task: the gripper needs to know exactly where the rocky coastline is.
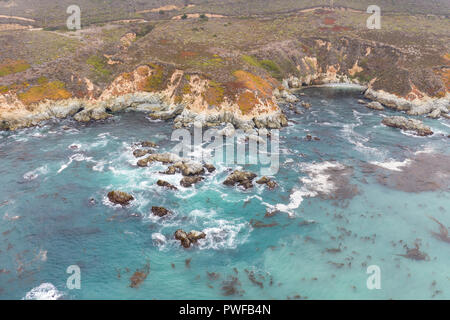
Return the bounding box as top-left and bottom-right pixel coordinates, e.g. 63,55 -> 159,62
1,74 -> 447,133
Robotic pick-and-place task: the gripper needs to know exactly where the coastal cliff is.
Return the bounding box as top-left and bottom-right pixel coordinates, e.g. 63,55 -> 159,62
0,7 -> 448,130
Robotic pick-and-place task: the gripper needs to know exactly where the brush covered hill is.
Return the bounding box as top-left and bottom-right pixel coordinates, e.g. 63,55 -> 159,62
0,1 -> 449,129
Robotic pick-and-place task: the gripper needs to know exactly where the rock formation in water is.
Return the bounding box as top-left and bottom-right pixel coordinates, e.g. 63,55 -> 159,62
223,170 -> 257,189
381,116 -> 433,136
174,229 -> 206,248
107,190 -> 134,206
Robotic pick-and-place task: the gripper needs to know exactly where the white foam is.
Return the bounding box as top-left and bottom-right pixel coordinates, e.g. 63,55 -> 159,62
57,153 -> 94,173
198,219 -> 249,250
300,161 -> 345,194
370,159 -> 412,171
23,283 -> 64,300
269,189 -> 315,217
23,165 -> 49,181
152,233 -> 167,246
264,161 -> 344,217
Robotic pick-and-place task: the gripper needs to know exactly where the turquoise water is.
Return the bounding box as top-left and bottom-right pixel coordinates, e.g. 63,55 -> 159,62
0,87 -> 449,300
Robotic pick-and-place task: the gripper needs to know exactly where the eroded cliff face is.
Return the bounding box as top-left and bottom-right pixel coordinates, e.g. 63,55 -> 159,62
0,35 -> 448,131
260,37 -> 449,117
0,63 -> 287,130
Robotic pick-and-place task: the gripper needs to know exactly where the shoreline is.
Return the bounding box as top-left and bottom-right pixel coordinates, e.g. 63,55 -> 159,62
1,81 -> 448,132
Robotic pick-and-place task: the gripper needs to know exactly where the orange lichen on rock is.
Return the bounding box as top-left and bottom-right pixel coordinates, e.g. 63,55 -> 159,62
139,64 -> 165,92
202,81 -> 225,106
18,79 -> 72,106
232,70 -> 274,98
237,91 -> 259,115
433,67 -> 450,94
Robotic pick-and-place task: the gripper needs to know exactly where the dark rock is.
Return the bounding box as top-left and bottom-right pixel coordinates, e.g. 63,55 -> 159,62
266,180 -> 277,189
301,102 -> 311,109
223,170 -> 257,189
156,180 -> 178,190
137,159 -> 148,167
367,101 -> 384,110
256,176 -> 277,189
174,229 -> 190,248
133,149 -> 149,158
161,165 -> 177,175
256,176 -> 270,184
107,190 -> 134,206
151,206 -> 171,217
204,163 -> 216,173
173,161 -> 205,176
180,176 -> 204,187
141,141 -> 157,148
174,229 -> 206,248
187,231 -> 206,244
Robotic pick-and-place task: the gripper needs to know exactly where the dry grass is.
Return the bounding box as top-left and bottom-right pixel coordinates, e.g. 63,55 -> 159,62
18,78 -> 71,106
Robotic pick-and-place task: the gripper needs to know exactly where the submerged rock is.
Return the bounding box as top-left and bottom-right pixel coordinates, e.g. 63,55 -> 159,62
151,206 -> 171,217
129,261 -> 150,288
180,176 -> 204,187
397,243 -> 429,261
366,101 -> 384,111
381,116 -> 433,136
107,190 -> 134,206
223,170 -> 257,189
156,180 -> 178,190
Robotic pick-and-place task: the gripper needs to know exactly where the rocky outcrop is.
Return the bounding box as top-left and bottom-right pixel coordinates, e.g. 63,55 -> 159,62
107,190 -> 134,206
140,141 -> 157,148
366,101 -> 384,111
137,152 -> 182,167
256,176 -> 277,189
133,149 -> 150,158
174,229 -> 206,248
223,170 -> 257,189
382,116 -> 433,136
204,163 -> 216,173
151,206 -> 171,217
365,89 -> 449,118
180,176 -> 204,187
172,161 -> 205,176
0,64 -> 288,131
156,180 -> 178,190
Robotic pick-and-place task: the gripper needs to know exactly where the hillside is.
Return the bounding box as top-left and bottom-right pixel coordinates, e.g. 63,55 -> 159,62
0,1 -> 449,130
